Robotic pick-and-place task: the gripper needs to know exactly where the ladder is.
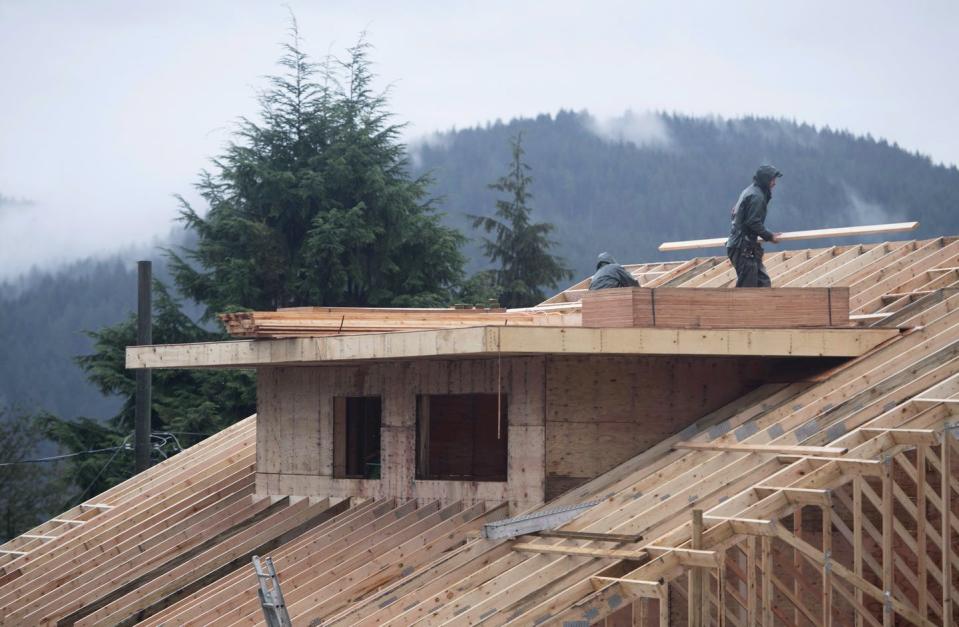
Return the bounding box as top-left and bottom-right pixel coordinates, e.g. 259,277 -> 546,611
253,555 -> 292,627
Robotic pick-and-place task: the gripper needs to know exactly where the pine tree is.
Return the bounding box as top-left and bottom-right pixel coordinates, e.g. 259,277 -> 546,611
170,26 -> 465,318
471,133 -> 571,308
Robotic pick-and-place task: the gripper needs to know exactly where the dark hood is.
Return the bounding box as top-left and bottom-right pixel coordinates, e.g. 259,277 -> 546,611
596,252 -> 616,269
753,164 -> 783,193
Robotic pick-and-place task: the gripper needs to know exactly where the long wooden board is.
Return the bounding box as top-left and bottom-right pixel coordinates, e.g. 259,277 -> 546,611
658,221 -> 919,252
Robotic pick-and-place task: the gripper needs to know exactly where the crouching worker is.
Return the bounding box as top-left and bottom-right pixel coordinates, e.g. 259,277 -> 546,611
589,252 -> 640,290
726,164 -> 784,287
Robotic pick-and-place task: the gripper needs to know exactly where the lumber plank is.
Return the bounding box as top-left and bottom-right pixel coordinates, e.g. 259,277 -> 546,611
511,542 -> 647,561
675,442 -> 848,456
658,222 -> 919,252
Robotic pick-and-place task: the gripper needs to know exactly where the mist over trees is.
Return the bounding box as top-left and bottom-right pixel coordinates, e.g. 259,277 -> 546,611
470,133 -> 571,308
7,24 -> 480,526
414,110 -> 959,278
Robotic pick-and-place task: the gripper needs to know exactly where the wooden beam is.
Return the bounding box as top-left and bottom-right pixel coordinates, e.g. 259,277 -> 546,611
510,542 -> 647,561
591,576 -> 664,598
854,477 -> 864,627
535,530 -> 643,543
125,325 -> 901,369
753,486 -> 833,507
761,536 -> 773,627
658,581 -> 670,627
943,431 -> 953,626
824,506 -> 833,627
642,546 -> 725,569
746,536 -> 757,625
689,509 -> 704,627
677,442 -> 848,456
703,516 -> 776,537
658,221 -> 919,252
775,456 -> 885,476
918,445 -> 929,622
860,427 -> 940,446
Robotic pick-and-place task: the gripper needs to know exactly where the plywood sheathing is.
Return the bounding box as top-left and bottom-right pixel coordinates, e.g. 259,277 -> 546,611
255,357 -> 547,513
581,287 -> 850,328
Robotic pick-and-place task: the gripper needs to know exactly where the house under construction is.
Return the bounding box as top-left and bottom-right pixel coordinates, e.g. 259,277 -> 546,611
2,235 -> 959,626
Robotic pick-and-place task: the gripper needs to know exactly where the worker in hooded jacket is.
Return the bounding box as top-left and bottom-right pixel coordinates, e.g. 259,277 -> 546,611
726,165 -> 784,287
589,252 -> 640,290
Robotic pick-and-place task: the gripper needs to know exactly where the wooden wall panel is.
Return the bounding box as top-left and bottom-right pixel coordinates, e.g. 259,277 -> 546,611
255,356 -> 547,513
255,367 -> 323,475
544,355 -> 768,498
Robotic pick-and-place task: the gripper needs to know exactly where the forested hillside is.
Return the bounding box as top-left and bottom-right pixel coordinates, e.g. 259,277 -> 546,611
415,110 -> 959,277
4,111 -> 959,421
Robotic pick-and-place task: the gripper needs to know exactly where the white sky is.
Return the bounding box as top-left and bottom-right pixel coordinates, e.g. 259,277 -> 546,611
1,0 -> 957,277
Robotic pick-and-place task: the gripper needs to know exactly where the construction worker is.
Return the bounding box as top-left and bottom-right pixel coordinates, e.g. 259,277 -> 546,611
726,164 -> 784,287
588,252 -> 640,290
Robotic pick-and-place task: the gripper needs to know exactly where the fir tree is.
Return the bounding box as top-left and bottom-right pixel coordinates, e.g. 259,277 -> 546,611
170,26 -> 464,318
42,281 -> 256,501
471,133 -> 571,308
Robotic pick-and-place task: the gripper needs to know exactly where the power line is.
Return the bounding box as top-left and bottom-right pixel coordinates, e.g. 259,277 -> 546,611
0,446 -> 124,467
68,434 -> 132,507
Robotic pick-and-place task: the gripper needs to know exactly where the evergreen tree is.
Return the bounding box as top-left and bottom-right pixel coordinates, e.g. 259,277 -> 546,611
0,408 -> 65,540
39,23 -> 468,502
471,133 -> 571,307
170,26 -> 465,318
42,281 -> 256,500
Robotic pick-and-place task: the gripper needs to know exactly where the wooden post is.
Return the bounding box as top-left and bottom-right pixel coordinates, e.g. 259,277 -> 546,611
794,505 -> 802,626
917,445 -> 928,621
632,599 -> 644,626
944,430 -> 953,627
882,456 -> 894,627
718,549 -> 727,627
762,536 -> 773,627
747,536 -> 757,626
853,477 -> 864,627
659,583 -> 670,627
134,260 -> 152,473
690,509 -> 704,627
823,506 -> 833,627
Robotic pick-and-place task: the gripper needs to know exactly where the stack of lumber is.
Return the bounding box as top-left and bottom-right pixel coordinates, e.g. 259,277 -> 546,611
220,306 -> 580,338
582,286 -> 850,328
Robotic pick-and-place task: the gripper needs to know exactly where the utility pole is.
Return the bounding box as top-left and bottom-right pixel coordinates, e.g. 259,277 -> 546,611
135,260 -> 152,473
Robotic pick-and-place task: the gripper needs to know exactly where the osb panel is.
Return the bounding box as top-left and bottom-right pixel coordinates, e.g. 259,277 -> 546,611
545,355 -> 766,491
255,366 -> 322,475
255,356 -> 547,512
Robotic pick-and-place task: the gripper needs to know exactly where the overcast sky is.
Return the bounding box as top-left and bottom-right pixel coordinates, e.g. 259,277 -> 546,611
1,0 -> 956,278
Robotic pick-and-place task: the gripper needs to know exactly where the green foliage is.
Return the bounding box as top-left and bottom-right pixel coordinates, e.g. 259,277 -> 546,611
455,270 -> 500,307
169,27 -> 465,318
42,281 -> 256,499
470,133 -> 571,308
0,408 -> 67,541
